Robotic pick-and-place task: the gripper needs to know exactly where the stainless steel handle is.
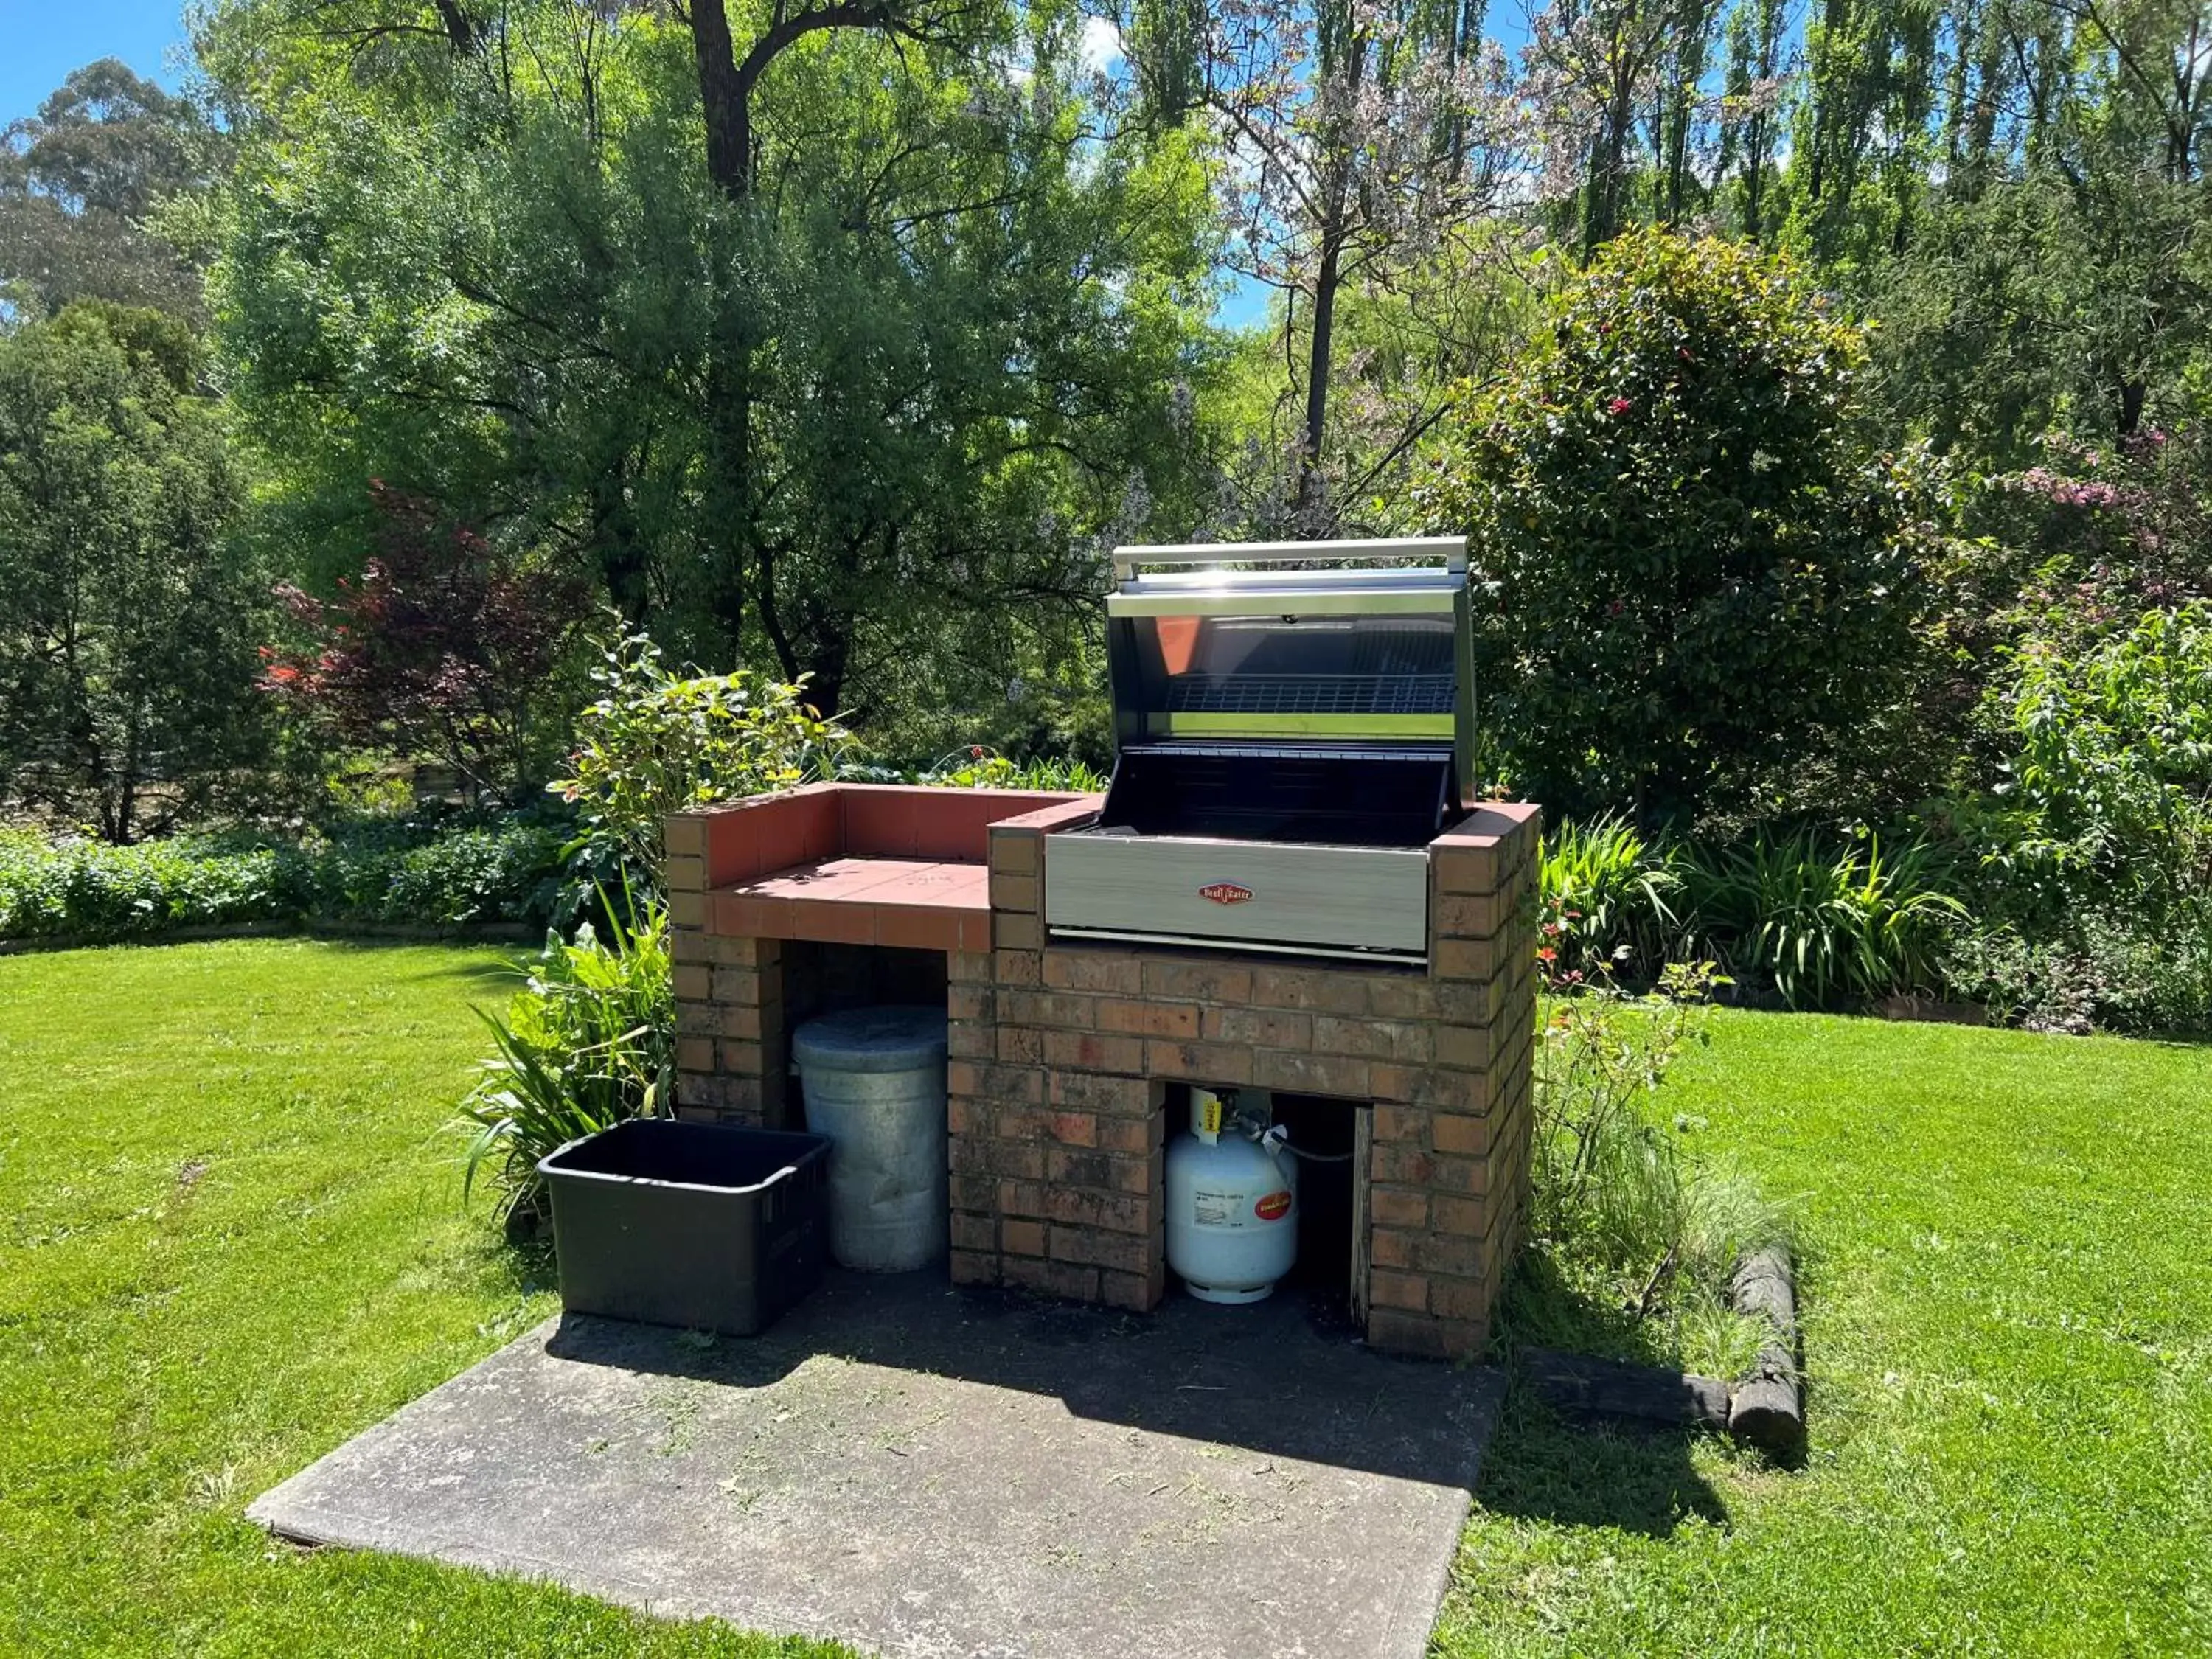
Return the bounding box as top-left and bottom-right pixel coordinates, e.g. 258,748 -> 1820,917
1112,537 -> 1467,581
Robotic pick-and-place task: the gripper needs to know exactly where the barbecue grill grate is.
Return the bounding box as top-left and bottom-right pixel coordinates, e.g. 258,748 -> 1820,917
1166,672 -> 1455,717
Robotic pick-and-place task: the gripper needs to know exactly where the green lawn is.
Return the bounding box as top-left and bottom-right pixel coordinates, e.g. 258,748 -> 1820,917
0,939 -> 841,1658
1441,1012 -> 2212,1657
4,943 -> 2208,1655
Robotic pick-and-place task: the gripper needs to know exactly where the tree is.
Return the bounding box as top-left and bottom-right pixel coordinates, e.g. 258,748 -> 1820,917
1124,0 -> 1517,528
202,0 -> 1218,729
1414,229 -> 1929,824
0,60 -> 220,319
259,481 -> 588,800
1522,0 -> 1721,255
0,304 -> 264,841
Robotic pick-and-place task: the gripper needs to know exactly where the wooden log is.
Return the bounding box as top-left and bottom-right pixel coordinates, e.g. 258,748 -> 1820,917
1874,994 -> 1989,1027
1728,1244 -> 1806,1454
1520,1346 -> 1731,1430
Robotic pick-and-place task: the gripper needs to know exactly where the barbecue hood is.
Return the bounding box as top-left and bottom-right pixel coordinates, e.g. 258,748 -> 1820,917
1045,538 -> 1475,964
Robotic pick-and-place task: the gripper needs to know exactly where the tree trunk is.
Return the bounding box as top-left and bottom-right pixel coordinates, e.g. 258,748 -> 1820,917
687,0 -> 759,661
806,627 -> 850,718
685,0 -> 894,664
2118,375 -> 2146,437
1294,233 -> 1343,527
689,0 -> 752,197
1744,114 -> 1766,242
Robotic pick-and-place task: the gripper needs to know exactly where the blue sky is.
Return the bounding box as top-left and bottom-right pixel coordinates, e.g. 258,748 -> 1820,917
1,0 -> 187,127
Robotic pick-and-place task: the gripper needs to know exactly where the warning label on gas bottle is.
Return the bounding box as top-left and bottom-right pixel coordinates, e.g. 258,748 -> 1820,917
1192,1188 -> 1246,1228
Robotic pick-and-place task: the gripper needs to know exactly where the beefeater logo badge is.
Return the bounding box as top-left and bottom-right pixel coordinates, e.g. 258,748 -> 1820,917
1199,882 -> 1254,905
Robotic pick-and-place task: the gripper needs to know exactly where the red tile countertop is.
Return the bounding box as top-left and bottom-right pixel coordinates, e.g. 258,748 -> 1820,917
670,782 -> 1102,955
714,855 -> 993,953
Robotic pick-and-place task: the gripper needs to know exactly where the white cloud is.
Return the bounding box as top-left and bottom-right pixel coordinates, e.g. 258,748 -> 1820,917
1079,16 -> 1124,74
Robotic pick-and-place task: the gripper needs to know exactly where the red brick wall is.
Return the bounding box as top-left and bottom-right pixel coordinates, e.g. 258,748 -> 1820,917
667,784 -> 1540,1363
950,802 -> 1539,1360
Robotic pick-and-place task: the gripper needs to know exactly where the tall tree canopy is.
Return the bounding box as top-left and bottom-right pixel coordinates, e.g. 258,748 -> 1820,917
0,60 -> 220,319
202,0 -> 1220,732
0,304 -> 263,841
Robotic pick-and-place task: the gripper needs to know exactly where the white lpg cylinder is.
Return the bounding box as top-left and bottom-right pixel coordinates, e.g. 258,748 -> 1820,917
1165,1091 -> 1298,1303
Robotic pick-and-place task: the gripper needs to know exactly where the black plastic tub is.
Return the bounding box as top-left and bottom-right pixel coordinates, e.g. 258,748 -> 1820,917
538,1119 -> 832,1336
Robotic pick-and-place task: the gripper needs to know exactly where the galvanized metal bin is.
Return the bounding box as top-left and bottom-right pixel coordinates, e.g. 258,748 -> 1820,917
539,1119 -> 831,1335
793,1005 -> 949,1271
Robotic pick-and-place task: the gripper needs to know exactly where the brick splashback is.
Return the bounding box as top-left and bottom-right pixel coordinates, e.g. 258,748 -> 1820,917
667,783 -> 1538,1363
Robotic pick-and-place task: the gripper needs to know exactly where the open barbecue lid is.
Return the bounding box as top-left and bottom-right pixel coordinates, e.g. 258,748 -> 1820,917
1102,537 -> 1473,759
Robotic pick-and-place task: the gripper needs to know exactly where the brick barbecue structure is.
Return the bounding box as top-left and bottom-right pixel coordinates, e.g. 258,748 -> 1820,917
667,782 -> 1537,1361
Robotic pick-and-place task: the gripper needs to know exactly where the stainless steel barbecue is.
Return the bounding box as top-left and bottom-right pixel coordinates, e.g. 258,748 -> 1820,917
1045,538 -> 1473,963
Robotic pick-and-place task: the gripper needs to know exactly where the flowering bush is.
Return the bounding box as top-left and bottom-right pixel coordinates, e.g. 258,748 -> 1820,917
1416,229 -> 1932,822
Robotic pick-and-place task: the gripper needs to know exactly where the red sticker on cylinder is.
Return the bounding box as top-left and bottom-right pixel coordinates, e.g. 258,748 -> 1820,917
1255,1190 -> 1293,1221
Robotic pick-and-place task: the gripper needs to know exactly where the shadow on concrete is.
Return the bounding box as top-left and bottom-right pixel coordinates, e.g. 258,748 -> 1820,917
543,1267 -> 1500,1490
1467,1382 -> 1730,1537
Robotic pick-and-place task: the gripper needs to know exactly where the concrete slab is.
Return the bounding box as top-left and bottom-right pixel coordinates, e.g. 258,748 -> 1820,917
248,1272 -> 1503,1659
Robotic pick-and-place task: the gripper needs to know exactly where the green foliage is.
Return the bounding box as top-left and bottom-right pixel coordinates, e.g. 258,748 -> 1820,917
910,746 -> 1108,792
553,628 -> 847,877
1681,830 -> 1965,1008
1520,960 -> 1785,1377
1860,134 -> 2212,473
1536,812 -> 1683,980
202,0 -> 1221,730
0,301 -> 267,842
0,816 -> 567,944
0,59 -> 220,319
1416,229 -> 1929,823
457,892 -> 675,1225
1944,911 -> 2212,1037
1987,605 -> 2212,919
1933,605 -> 2212,1032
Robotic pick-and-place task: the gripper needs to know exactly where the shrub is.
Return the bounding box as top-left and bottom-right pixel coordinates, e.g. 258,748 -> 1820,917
259,481 -> 587,803
1680,830 -> 1965,1009
553,627 -> 848,879
1537,812 -> 1684,980
1975,605 -> 2212,925
0,815 -> 567,944
1925,605 -> 2212,1032
1517,960 -> 1787,1377
456,891 -> 674,1226
1414,229 -> 1930,823
912,746 -> 1108,792
1944,910 -> 2212,1036
0,835 -> 287,940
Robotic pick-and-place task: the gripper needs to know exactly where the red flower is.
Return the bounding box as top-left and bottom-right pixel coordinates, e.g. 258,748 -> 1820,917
1607,397 -> 1632,416
969,745 -> 987,760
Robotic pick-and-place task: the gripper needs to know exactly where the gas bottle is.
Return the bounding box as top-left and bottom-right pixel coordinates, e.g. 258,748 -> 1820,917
1165,1088 -> 1298,1304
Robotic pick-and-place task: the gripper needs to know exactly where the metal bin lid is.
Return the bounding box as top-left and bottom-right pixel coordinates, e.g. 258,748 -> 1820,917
792,1005 -> 949,1073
